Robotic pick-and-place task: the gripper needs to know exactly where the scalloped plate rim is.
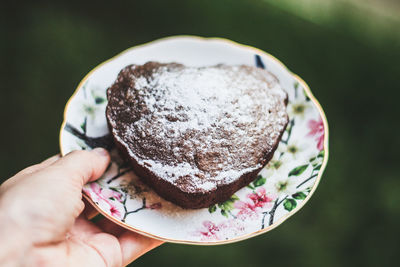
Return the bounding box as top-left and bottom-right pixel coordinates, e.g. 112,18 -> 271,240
59,35 -> 329,245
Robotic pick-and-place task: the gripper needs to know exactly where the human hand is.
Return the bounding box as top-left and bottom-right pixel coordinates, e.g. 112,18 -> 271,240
0,148 -> 163,267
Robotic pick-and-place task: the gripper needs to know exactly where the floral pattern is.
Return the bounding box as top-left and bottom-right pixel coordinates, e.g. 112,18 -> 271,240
308,119 -> 325,151
194,54 -> 327,239
60,37 -> 328,244
193,219 -> 246,241
194,220 -> 227,241
234,187 -> 274,220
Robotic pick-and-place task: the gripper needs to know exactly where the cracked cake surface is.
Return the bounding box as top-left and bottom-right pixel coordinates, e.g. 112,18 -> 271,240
106,62 -> 288,208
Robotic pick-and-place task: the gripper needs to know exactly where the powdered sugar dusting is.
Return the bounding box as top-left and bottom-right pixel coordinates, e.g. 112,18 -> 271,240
107,62 -> 288,193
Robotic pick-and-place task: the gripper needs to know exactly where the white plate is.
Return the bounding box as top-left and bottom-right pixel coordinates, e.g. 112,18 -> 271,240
59,36 -> 329,245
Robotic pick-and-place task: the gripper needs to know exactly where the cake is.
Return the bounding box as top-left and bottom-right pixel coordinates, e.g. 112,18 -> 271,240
106,62 -> 288,208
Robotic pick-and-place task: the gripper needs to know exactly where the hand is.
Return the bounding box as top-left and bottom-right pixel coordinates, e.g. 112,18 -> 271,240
0,148 -> 162,267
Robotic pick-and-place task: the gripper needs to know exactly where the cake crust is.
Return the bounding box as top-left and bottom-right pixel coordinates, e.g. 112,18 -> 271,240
106,62 -> 288,208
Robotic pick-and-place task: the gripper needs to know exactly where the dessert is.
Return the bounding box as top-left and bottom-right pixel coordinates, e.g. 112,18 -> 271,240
106,62 -> 288,208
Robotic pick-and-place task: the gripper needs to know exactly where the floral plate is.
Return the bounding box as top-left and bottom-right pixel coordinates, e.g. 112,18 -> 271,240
59,36 -> 329,245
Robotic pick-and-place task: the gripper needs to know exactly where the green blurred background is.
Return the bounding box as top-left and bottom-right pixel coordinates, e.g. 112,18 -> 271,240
1,0 -> 399,266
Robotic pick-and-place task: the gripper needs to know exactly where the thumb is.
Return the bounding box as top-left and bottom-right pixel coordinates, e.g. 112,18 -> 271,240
0,148 -> 111,246
51,148 -> 111,186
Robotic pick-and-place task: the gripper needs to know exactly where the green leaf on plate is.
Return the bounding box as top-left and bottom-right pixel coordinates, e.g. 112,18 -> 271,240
221,209 -> 229,217
217,195 -> 239,213
230,194 -> 240,201
314,164 -> 322,171
95,96 -> 106,104
289,164 -> 309,176
283,198 -> 297,211
109,187 -> 120,192
253,175 -> 266,187
83,104 -> 95,115
80,119 -> 87,133
208,205 -> 217,213
220,200 -> 234,211
317,150 -> 325,158
292,192 -> 307,200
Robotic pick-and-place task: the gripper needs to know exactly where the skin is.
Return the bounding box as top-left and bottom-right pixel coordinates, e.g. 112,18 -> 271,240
0,148 -> 163,267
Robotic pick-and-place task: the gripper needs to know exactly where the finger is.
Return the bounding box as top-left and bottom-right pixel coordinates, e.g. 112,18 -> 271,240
83,230 -> 162,267
95,217 -> 125,236
51,148 -> 110,186
30,231 -> 117,267
69,217 -> 124,267
119,231 -> 164,265
83,233 -> 124,267
2,155 -> 61,190
69,215 -> 102,238
82,197 -> 99,220
94,215 -> 163,258
17,154 -> 61,176
41,154 -> 61,166
71,216 -> 163,266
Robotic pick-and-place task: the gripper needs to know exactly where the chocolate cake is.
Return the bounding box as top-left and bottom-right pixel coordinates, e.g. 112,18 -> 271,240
106,62 -> 288,209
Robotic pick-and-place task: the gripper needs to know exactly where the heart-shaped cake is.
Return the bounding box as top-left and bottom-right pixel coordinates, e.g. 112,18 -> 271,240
106,62 -> 288,208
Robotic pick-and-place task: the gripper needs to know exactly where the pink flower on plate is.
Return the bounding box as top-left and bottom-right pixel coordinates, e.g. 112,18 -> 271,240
84,183 -> 124,219
83,183 -> 103,203
308,119 -> 324,136
195,220 -> 227,241
307,118 -> 325,151
248,187 -> 272,208
234,187 -> 273,220
193,219 -> 246,241
316,133 -> 324,151
103,188 -> 123,202
86,183 -> 122,204
109,204 -> 122,219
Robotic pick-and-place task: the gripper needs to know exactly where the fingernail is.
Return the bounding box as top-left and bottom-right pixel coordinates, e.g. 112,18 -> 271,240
92,147 -> 109,157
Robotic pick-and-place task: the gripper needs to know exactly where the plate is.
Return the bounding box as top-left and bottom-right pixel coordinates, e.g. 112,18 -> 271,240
59,36 -> 329,245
